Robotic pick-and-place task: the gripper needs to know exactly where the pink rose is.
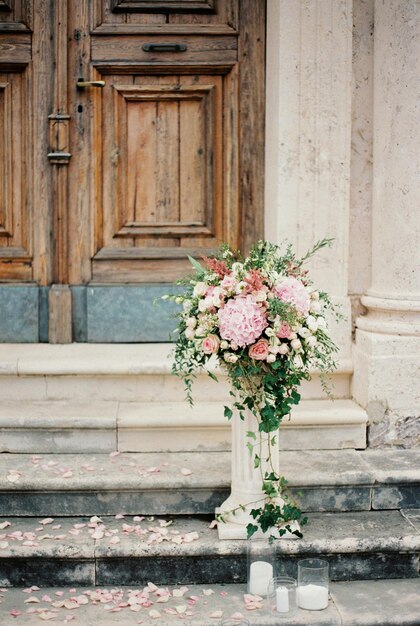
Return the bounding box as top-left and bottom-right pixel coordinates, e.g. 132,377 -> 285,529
248,338 -> 270,360
276,322 -> 292,339
202,334 -> 220,355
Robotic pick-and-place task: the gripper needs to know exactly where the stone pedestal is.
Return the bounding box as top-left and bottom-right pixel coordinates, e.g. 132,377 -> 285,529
353,0 -> 420,447
217,410 -> 298,540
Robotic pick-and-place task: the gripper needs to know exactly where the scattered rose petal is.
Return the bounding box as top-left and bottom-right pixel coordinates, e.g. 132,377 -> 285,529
55,591 -> 64,597
89,516 -> 102,524
231,612 -> 245,619
172,587 -> 188,597
203,589 -> 215,596
39,518 -> 54,525
149,609 -> 161,618
63,599 -> 79,610
209,519 -> 218,529
24,596 -> 40,603
0,521 -> 11,530
210,610 -> 223,619
182,531 -> 199,543
133,516 -> 144,522
109,536 -> 120,545
115,513 -> 125,519
91,529 -> 104,540
180,468 -> 192,476
76,595 -> 88,605
62,471 -> 73,479
7,472 -> 21,483
175,605 -> 187,614
220,591 -> 228,596
52,525 -> 61,530
39,611 -> 57,620
10,608 -> 22,617
110,451 -> 120,457
0,541 -> 9,549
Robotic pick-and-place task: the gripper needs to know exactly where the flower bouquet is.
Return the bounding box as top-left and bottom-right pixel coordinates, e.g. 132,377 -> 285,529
166,240 -> 339,539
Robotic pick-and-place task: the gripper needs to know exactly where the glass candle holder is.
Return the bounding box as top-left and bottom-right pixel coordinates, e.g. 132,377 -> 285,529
297,558 -> 329,610
247,537 -> 276,596
267,576 -> 297,617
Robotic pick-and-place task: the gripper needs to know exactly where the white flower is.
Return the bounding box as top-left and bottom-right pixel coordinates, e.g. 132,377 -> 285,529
231,262 -> 243,274
224,353 -> 238,363
193,282 -> 207,297
220,340 -> 229,350
298,326 -> 311,338
293,355 -> 304,368
306,335 -> 317,347
266,354 -> 276,363
306,315 -> 318,332
317,316 -> 327,329
235,281 -> 247,294
230,342 -> 238,351
185,328 -> 195,340
311,290 -> 320,300
291,338 -> 302,351
269,345 -> 279,354
186,317 -> 197,328
289,332 -> 298,340
278,343 -> 289,355
175,296 -> 183,304
183,299 -> 192,312
254,290 -> 267,302
310,300 -> 321,314
195,326 -> 206,336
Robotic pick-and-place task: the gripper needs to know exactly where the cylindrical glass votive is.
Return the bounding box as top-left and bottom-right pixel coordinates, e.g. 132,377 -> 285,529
297,558 -> 329,610
247,538 -> 276,596
267,576 -> 297,617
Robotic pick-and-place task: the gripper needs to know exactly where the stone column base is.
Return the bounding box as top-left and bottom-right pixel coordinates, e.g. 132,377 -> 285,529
352,330 -> 420,448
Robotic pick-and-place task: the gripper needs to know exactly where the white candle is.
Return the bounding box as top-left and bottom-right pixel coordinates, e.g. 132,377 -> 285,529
276,585 -> 289,613
297,584 -> 329,610
249,560 -> 273,596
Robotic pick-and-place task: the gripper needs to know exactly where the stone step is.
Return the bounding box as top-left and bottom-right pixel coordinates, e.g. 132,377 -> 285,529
0,511 -> 419,588
0,344 -> 365,454
0,579 -> 419,625
0,449 -> 419,517
0,399 -> 367,453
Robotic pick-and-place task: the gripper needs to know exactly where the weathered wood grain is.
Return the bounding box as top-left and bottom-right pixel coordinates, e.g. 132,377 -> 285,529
48,284 -> 72,343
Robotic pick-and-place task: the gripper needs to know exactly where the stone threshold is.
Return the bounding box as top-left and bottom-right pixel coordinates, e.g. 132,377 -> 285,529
0,343 -> 353,376
0,579 -> 419,625
0,511 -> 419,587
0,449 -> 419,516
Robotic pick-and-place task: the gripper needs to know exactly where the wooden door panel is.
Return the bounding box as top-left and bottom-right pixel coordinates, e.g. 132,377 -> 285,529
91,0 -> 236,32
0,66 -> 32,281
92,69 -> 229,281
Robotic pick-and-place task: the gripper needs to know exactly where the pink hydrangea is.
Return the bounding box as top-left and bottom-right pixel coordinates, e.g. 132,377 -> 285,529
273,277 -> 311,317
217,295 -> 268,347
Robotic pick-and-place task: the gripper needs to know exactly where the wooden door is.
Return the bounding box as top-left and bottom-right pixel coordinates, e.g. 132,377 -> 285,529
0,0 -> 265,342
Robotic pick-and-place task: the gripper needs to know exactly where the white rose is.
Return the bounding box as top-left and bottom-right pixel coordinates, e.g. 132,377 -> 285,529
193,282 -> 207,297
306,315 -> 318,332
291,338 -> 302,351
220,340 -> 229,350
230,342 -> 238,351
278,344 -> 289,355
255,290 -> 267,302
231,262 -> 243,273
185,328 -> 195,340
298,326 -> 311,338
311,290 -> 320,300
195,326 -> 206,336
289,332 -> 298,340
266,354 -> 276,364
186,317 -> 197,328
310,301 -> 321,314
269,345 -> 279,354
306,335 -> 317,347
224,353 -> 238,363
183,299 -> 192,312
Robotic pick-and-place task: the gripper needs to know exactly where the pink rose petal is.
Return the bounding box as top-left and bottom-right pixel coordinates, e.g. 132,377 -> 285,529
0,521 -> 11,530
180,468 -> 192,476
39,518 -> 54,525
210,610 -> 223,618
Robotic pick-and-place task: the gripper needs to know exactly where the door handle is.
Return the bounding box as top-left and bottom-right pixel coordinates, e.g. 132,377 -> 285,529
142,43 -> 187,53
76,80 -> 105,88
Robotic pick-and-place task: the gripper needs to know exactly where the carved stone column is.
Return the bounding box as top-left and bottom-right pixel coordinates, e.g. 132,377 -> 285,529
353,0 -> 420,446
218,409 -> 280,540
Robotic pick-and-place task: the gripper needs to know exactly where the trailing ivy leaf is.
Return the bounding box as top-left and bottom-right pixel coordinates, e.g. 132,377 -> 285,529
246,431 -> 256,440
246,442 -> 254,456
207,371 -> 219,382
224,406 -> 233,419
254,454 -> 260,469
247,524 -> 259,539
